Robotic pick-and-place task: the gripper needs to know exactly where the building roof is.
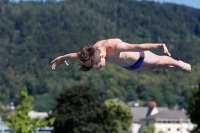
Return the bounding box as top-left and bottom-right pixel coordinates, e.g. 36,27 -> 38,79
131,107 -> 168,123
157,107 -> 169,112
131,107 -> 149,122
141,110 -> 188,121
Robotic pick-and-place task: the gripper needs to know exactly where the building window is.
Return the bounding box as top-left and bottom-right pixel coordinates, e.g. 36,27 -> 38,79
177,128 -> 180,131
168,128 -> 171,131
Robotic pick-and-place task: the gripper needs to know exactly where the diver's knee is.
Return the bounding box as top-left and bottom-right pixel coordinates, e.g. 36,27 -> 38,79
156,56 -> 169,66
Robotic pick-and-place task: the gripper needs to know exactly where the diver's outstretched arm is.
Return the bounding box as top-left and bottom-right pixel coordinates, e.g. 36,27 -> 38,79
115,39 -> 171,56
51,53 -> 78,69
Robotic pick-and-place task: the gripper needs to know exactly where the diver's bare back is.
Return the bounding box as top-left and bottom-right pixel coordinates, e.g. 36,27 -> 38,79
93,39 -> 139,66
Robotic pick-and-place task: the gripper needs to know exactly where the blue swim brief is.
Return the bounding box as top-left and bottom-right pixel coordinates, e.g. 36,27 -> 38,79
123,51 -> 145,70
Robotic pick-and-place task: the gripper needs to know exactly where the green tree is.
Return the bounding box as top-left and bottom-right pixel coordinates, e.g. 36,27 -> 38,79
104,98 -> 133,132
49,85 -> 113,133
158,131 -> 167,133
143,124 -> 155,133
5,87 -> 55,133
187,79 -> 200,133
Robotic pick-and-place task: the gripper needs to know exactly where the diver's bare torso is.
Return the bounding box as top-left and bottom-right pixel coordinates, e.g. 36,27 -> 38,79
93,39 -> 140,67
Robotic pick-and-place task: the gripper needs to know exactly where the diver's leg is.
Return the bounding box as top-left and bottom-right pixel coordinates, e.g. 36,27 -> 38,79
135,65 -> 179,72
138,51 -> 191,72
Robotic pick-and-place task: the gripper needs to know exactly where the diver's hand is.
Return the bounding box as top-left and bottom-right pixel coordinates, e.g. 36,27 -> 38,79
51,56 -> 69,70
161,43 -> 171,56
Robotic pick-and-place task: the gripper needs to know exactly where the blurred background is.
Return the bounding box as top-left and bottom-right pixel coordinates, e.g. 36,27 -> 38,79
0,0 -> 200,132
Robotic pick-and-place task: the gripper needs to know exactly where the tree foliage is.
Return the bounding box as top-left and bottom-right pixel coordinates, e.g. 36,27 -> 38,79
143,124 -> 155,133
158,131 -> 167,133
104,98 -> 133,132
49,85 -> 113,133
5,86 -> 55,133
0,0 -> 199,111
187,79 -> 200,133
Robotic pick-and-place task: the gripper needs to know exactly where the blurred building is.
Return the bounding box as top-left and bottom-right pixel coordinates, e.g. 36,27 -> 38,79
130,106 -> 168,133
130,107 -> 195,133
140,110 -> 194,133
28,111 -> 48,119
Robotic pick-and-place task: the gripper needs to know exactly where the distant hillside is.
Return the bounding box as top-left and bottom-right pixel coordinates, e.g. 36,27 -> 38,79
0,0 -> 200,111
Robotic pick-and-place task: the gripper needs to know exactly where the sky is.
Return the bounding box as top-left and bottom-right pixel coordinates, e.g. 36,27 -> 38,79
153,0 -> 200,9
10,0 -> 200,9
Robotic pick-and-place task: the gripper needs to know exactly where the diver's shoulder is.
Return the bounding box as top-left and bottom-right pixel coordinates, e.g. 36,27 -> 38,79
107,38 -> 122,42
94,38 -> 122,48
